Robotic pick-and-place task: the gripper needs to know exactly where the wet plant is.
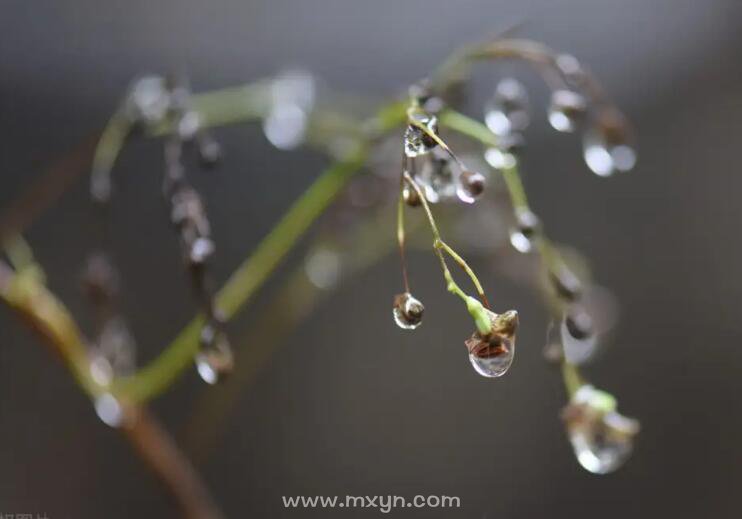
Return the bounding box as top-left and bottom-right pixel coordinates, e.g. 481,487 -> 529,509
0,33 -> 640,517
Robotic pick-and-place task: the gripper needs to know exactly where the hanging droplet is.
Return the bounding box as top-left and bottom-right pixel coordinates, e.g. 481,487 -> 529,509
414,153 -> 457,203
562,385 -> 639,474
197,135 -> 222,168
392,292 -> 424,330
548,90 -> 587,133
549,264 -> 583,302
263,70 -> 316,150
485,78 -> 530,137
509,208 -> 541,253
561,306 -> 598,365
555,54 -> 587,88
583,111 -> 636,177
465,309 -> 518,377
456,170 -> 486,204
404,113 -> 439,157
94,392 -> 125,428
177,110 -> 201,141
189,236 -> 215,264
196,321 -> 234,384
543,319 -> 563,363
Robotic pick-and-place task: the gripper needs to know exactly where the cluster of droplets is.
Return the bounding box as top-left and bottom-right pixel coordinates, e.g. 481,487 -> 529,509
393,83 -> 522,379
402,84 -> 488,207
262,70 -> 316,150
80,252 -> 136,427
561,385 -> 639,474
161,80 -> 234,384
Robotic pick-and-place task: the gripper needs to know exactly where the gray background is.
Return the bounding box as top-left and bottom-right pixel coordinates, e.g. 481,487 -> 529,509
1,0 -> 741,517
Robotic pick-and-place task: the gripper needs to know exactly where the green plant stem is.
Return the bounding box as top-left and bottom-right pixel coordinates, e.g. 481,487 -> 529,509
114,146 -> 370,402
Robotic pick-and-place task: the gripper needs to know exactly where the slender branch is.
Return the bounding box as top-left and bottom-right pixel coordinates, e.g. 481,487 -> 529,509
0,259 -> 224,518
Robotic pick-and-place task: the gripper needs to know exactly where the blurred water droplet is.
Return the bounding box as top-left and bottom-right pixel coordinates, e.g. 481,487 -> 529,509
561,308 -> 597,365
95,393 -> 124,427
125,76 -> 170,125
177,111 -> 201,141
509,208 -> 540,253
456,170 -> 486,204
563,385 -> 639,474
189,237 -> 214,264
484,147 -> 517,170
583,116 -> 636,177
485,78 -> 529,136
465,310 -> 518,377
393,292 -> 424,330
404,113 -> 439,157
263,70 -> 316,150
549,264 -> 583,302
548,90 -> 587,133
543,319 -> 563,363
196,322 -> 234,384
416,153 -> 455,202
305,248 -> 341,290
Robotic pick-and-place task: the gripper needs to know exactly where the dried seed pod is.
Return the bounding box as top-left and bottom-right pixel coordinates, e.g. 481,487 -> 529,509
392,292 -> 424,330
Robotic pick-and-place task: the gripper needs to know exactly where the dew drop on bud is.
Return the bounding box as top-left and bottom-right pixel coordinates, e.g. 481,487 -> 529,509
562,385 -> 639,474
548,90 -> 587,133
485,78 -> 530,137
465,309 -> 518,377
583,111 -> 636,177
94,392 -> 125,428
509,207 -> 541,253
561,306 -> 598,365
196,322 -> 234,384
456,170 -> 486,204
404,113 -> 439,157
416,154 -> 456,202
392,292 -> 424,330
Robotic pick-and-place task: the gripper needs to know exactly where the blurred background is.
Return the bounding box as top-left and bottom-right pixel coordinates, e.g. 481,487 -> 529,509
1,0 -> 742,517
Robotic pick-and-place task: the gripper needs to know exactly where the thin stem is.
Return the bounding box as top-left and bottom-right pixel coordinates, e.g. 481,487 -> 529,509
397,180 -> 410,293
561,360 -> 584,399
437,240 -> 490,308
114,147 -> 369,402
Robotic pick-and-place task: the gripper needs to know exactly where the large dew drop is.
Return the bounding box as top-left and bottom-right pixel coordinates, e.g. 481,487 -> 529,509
563,385 -> 639,474
465,310 -> 518,378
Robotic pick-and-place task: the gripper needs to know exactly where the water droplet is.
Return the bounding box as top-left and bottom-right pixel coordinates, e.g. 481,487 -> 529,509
125,76 -> 170,125
415,153 -> 456,202
549,264 -> 583,302
484,147 -> 517,170
456,170 -> 486,204
555,54 -> 587,87
196,322 -> 234,384
543,319 -> 563,363
561,307 -> 597,365
263,70 -> 316,150
509,208 -> 540,253
305,248 -> 341,290
563,385 -> 639,474
583,114 -> 636,177
94,393 -> 124,427
485,78 -> 530,137
393,292 -> 424,330
404,113 -> 439,157
197,135 -> 222,168
465,309 -> 518,377
177,110 -> 201,141
189,237 -> 214,264
548,90 -> 587,133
